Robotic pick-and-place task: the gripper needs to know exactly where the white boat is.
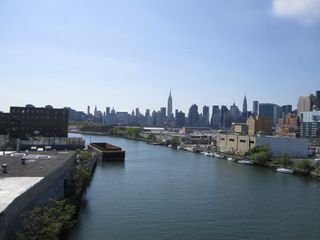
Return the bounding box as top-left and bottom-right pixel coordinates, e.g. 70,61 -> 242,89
276,167 -> 294,174
238,160 -> 254,165
214,153 -> 223,159
227,157 -> 233,161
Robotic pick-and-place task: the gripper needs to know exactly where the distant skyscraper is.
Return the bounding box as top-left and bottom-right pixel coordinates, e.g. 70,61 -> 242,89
221,105 -> 232,129
242,95 -> 248,114
167,90 -> 173,119
106,107 -> 110,116
316,91 -> 320,110
297,96 -> 312,115
94,105 -> 98,117
211,106 -> 221,129
252,101 -> 259,116
230,103 -> 240,122
259,103 -> 280,125
188,104 -> 199,127
175,110 -> 186,128
201,105 -> 210,127
87,106 -> 90,115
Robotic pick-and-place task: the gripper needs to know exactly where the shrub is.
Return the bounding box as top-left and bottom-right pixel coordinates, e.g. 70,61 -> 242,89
17,199 -> 76,240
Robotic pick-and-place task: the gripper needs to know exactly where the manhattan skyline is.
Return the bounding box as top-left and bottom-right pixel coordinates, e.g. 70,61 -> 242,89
1,0 -> 320,113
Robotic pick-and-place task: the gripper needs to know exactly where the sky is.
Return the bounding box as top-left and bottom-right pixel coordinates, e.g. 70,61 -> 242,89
0,0 -> 320,114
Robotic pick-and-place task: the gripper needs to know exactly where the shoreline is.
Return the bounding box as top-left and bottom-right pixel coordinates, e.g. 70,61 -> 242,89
69,130 -> 320,181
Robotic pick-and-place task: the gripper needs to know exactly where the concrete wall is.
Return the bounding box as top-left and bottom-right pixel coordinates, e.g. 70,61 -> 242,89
0,154 -> 75,240
256,136 -> 309,158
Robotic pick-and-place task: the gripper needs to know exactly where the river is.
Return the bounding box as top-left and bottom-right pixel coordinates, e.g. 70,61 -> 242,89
67,133 -> 320,240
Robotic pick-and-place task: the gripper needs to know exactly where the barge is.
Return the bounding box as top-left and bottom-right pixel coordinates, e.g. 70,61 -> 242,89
88,143 -> 125,161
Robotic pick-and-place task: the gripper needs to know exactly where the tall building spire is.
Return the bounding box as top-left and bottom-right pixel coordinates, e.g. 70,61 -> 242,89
242,95 -> 247,114
167,90 -> 173,119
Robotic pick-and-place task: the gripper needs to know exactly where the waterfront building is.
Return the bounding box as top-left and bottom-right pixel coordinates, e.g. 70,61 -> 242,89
210,106 -> 221,129
246,116 -> 272,136
276,113 -> 299,137
0,112 -> 10,135
0,151 -> 76,239
232,123 -> 248,135
300,111 -> 320,139
258,103 -> 280,125
252,101 -> 259,117
217,133 -> 309,157
167,91 -> 173,119
188,104 -> 199,127
10,105 -> 69,139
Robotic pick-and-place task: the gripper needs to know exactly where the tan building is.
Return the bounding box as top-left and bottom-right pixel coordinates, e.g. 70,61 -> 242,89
246,116 -> 272,136
232,123 -> 248,135
217,133 -> 309,157
217,133 -> 256,154
297,95 -> 312,115
276,113 -> 299,137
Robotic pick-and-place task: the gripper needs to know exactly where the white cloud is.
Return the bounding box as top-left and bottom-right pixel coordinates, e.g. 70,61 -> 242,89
272,0 -> 320,24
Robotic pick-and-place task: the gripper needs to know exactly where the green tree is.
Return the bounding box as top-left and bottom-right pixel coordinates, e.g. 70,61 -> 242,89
170,136 -> 180,148
278,153 -> 293,167
252,151 -> 271,164
17,199 -> 76,240
296,159 -> 313,170
146,133 -> 157,142
72,166 -> 91,195
125,128 -> 141,138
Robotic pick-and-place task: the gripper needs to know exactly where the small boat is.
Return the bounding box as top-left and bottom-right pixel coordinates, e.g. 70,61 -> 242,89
227,157 -> 233,161
238,160 -> 254,165
214,153 -> 223,159
276,167 -> 294,174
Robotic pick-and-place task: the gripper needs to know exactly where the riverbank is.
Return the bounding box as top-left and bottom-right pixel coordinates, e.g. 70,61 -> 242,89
71,130 -> 320,180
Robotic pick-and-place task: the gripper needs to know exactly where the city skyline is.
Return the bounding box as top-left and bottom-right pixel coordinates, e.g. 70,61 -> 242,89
1,0 -> 320,113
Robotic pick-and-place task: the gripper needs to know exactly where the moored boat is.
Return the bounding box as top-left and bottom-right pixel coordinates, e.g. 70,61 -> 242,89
238,159 -> 254,165
227,157 -> 233,161
276,167 -> 294,174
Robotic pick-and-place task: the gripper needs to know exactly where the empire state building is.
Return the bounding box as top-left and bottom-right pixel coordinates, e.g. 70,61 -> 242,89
167,91 -> 173,119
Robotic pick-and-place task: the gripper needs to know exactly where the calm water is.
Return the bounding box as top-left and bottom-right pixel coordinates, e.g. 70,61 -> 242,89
68,133 -> 320,240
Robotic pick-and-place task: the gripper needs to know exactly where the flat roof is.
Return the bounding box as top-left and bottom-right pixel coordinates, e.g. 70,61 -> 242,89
0,151 -> 75,177
0,151 -> 75,214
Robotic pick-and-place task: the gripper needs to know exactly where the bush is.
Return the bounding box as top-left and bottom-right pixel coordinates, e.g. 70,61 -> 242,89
72,166 -> 91,195
170,136 -> 180,148
17,199 -> 76,240
146,133 -> 157,142
252,151 -> 271,164
296,159 -> 313,170
277,153 -> 293,167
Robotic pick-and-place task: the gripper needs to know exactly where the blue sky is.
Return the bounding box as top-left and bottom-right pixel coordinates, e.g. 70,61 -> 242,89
0,0 -> 320,114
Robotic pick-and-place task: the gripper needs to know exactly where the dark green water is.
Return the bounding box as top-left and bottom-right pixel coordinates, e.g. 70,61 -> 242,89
68,133 -> 320,240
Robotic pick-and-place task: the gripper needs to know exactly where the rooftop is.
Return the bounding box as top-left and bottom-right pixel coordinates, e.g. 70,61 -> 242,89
0,151 -> 75,214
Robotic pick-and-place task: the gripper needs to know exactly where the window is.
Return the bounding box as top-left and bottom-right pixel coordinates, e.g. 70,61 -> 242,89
250,141 -> 255,144
221,138 -> 225,141
229,138 -> 235,142
240,140 -> 246,143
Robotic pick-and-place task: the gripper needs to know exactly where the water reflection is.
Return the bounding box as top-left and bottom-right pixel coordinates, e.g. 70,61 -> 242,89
99,160 -> 125,169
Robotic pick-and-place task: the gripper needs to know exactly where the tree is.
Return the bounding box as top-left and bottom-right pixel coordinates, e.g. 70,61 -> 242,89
296,159 -> 313,171
278,153 -> 293,167
170,136 -> 180,148
146,133 -> 157,142
17,199 -> 76,240
250,145 -> 271,163
252,151 -> 271,164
